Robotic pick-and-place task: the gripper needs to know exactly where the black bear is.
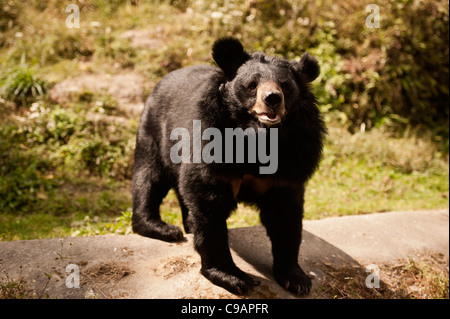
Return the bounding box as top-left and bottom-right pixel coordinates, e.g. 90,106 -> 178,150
132,37 -> 326,295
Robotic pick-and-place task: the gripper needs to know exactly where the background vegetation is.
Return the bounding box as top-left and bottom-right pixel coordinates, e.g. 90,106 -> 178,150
0,0 -> 448,241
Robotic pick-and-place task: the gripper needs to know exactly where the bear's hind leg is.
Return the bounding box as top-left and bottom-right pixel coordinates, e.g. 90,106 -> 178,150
132,144 -> 184,242
175,187 -> 192,234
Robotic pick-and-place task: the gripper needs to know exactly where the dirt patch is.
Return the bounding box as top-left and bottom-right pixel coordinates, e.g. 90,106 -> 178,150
315,253 -> 449,299
0,275 -> 31,299
49,72 -> 147,117
153,256 -> 197,279
316,263 -> 397,299
381,253 -> 449,299
247,284 -> 279,299
84,262 -> 134,284
120,27 -> 167,49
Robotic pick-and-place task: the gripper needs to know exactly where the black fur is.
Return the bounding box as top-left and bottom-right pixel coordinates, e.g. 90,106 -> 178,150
132,38 -> 326,295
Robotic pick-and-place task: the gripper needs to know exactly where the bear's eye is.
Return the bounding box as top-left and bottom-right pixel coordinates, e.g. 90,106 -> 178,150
247,81 -> 258,91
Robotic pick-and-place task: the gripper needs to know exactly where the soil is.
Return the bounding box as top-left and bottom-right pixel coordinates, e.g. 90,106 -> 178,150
49,71 -> 147,117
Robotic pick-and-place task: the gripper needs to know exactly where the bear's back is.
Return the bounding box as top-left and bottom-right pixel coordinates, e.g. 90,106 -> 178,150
149,65 -> 221,111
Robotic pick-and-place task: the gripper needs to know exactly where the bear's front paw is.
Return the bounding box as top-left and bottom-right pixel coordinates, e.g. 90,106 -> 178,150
274,266 -> 312,296
201,266 -> 260,295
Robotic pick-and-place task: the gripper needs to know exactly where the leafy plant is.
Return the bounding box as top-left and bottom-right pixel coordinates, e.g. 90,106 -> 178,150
0,57 -> 47,106
108,210 -> 133,235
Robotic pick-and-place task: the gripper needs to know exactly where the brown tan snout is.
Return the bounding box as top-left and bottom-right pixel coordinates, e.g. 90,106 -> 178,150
251,81 -> 285,126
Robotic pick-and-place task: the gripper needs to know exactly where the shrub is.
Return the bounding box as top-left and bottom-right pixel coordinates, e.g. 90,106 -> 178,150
14,102 -> 136,180
0,123 -> 56,212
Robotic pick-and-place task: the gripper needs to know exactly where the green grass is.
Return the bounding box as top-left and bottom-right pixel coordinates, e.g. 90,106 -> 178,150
0,176 -> 132,240
304,127 -> 449,219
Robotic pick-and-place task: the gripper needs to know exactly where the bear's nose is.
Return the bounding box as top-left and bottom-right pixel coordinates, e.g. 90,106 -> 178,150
263,91 -> 283,109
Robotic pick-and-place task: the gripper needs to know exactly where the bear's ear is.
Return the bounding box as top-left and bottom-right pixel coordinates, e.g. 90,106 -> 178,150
212,37 -> 250,80
291,52 -> 320,83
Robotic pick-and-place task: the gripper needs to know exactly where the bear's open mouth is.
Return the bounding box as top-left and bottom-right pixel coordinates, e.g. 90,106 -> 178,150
257,112 -> 281,125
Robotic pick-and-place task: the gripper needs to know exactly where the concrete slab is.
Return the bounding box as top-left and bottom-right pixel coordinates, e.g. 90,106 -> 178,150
0,209 -> 448,299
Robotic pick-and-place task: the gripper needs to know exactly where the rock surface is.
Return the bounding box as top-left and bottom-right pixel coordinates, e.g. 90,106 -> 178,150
0,209 -> 448,299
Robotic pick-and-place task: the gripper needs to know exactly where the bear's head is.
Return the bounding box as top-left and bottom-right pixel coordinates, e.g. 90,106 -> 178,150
212,37 -> 320,128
